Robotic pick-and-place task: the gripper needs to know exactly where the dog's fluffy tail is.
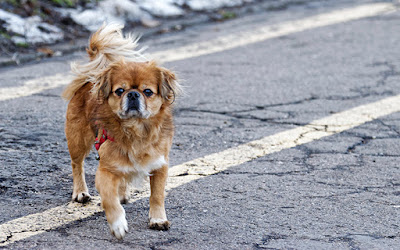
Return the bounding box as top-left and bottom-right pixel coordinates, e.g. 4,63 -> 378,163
62,23 -> 147,101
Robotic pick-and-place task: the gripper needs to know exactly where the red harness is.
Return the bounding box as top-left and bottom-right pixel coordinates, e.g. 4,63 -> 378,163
94,128 -> 114,151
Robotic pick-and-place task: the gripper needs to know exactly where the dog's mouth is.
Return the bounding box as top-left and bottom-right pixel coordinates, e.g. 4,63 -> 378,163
118,110 -> 151,119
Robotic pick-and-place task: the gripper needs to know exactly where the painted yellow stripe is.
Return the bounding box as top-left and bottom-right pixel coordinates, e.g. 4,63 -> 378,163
168,94 -> 400,178
0,74 -> 73,101
2,93 -> 400,246
150,2 -> 396,62
0,2 -> 396,102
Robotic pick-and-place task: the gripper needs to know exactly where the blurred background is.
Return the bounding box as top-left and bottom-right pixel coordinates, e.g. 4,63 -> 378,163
1,0 -> 318,65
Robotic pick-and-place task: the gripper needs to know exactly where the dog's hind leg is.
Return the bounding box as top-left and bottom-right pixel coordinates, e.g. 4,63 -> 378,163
118,178 -> 130,204
65,118 -> 94,203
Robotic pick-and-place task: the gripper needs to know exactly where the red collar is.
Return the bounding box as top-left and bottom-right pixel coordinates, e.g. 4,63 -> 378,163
94,128 -> 114,151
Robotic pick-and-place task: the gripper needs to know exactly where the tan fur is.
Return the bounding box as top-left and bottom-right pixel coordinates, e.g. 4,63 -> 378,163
63,24 -> 181,239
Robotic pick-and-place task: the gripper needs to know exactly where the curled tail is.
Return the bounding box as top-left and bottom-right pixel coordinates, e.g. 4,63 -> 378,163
62,23 -> 147,101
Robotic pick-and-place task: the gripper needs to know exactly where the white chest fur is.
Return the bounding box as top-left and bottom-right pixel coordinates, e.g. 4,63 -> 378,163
116,155 -> 167,187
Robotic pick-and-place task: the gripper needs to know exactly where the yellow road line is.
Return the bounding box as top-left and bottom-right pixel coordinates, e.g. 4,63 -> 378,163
150,2 -> 396,62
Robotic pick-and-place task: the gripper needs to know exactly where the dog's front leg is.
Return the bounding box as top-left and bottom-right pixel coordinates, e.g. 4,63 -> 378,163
96,167 -> 128,239
149,165 -> 170,230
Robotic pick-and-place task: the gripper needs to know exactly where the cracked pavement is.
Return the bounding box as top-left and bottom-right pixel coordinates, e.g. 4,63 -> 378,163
1,0 -> 400,249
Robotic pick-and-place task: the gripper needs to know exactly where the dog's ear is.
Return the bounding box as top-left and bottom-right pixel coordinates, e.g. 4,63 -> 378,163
158,66 -> 183,103
97,68 -> 112,100
95,62 -> 120,101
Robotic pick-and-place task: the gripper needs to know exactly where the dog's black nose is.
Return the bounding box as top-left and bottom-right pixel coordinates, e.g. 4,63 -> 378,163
127,91 -> 141,111
127,91 -> 140,100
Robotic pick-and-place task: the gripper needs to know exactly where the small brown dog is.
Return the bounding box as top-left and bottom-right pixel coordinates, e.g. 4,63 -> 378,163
62,24 -> 182,239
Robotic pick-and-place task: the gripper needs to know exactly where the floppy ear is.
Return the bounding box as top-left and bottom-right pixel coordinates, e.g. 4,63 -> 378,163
93,63 -> 117,102
97,69 -> 112,100
159,67 -> 182,103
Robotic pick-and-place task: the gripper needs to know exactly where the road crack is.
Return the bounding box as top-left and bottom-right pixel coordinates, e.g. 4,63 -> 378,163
346,136 -> 374,153
375,118 -> 400,136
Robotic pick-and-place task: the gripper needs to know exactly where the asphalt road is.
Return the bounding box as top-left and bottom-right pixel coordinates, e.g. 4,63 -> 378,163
1,0 -> 400,249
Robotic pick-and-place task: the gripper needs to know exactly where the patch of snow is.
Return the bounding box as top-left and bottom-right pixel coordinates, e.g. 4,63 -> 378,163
67,0 -> 249,31
0,0 -> 250,46
68,0 -> 152,32
137,0 -> 184,17
68,9 -> 120,32
182,0 -> 250,11
100,0 -> 150,22
0,9 -> 64,44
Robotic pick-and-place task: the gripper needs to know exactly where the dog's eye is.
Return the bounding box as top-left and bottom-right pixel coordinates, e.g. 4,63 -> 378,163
143,89 -> 153,97
114,88 -> 125,96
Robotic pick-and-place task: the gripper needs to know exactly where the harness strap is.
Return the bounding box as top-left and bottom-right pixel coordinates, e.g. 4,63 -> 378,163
94,128 -> 115,151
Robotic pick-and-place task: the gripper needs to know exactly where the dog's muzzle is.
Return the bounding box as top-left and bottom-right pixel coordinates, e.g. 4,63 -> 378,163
127,91 -> 141,111
120,90 -> 150,119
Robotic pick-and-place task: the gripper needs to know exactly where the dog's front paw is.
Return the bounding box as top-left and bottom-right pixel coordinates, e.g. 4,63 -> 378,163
110,214 -> 128,239
72,191 -> 91,203
149,218 -> 170,231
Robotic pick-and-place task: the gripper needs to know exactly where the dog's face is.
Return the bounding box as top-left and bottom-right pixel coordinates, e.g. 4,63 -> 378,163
97,61 -> 179,120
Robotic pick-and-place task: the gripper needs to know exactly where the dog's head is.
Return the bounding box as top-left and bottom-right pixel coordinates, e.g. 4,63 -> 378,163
96,60 -> 181,120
